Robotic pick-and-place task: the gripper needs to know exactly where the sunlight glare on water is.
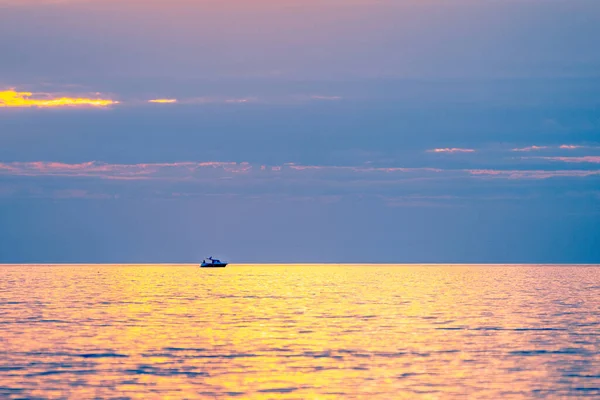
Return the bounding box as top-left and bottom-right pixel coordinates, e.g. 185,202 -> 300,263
1,264 -> 599,398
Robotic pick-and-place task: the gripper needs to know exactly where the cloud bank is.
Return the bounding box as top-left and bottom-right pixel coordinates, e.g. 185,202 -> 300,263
0,90 -> 117,108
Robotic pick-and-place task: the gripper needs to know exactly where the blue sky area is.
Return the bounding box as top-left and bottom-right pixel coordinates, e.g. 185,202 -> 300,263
1,0 -> 599,263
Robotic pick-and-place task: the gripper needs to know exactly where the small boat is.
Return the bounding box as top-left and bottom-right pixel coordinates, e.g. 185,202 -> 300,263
200,257 -> 228,268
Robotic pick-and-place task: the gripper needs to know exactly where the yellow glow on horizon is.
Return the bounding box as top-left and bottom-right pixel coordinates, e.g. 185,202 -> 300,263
0,90 -> 118,108
148,99 -> 178,103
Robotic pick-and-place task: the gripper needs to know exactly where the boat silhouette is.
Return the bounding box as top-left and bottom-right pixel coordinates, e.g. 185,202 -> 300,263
200,257 -> 228,268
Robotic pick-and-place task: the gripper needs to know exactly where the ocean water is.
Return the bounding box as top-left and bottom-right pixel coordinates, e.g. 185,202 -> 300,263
1,264 -> 599,399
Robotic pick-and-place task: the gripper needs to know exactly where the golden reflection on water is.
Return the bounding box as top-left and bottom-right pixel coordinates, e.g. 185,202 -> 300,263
1,264 -> 599,399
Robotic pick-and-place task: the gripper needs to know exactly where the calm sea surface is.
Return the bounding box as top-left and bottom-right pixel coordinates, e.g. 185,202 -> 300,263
1,264 -> 599,399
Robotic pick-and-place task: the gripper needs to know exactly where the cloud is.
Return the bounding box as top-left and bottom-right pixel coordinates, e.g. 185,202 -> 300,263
467,169 -> 600,179
427,148 -> 475,153
148,99 -> 177,104
173,97 -> 257,105
0,89 -> 267,109
2,161 -> 599,185
310,95 -> 343,101
3,161 -> 599,207
0,161 -> 252,180
531,156 -> 600,164
0,90 -> 118,108
0,161 -> 440,181
511,145 -> 548,152
510,144 -> 598,152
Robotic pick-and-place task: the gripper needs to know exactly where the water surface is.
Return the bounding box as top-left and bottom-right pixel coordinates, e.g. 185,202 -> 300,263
1,264 -> 599,398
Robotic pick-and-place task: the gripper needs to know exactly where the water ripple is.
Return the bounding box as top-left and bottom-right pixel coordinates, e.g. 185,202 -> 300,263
1,264 -> 599,399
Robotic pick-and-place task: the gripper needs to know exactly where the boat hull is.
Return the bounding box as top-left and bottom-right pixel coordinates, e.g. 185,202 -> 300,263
200,263 -> 228,268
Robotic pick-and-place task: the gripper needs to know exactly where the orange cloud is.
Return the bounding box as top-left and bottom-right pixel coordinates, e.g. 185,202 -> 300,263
148,99 -> 177,103
0,90 -> 118,108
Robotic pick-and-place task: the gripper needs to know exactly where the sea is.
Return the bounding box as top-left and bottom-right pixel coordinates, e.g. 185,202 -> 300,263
1,264 -> 599,399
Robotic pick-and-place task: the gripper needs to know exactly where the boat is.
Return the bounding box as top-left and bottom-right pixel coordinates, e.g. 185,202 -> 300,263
200,257 -> 228,268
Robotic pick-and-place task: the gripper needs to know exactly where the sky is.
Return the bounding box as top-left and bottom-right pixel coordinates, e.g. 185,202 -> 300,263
1,0 -> 599,263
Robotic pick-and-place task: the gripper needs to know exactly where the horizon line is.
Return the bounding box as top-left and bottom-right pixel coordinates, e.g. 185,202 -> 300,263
1,263 -> 599,266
